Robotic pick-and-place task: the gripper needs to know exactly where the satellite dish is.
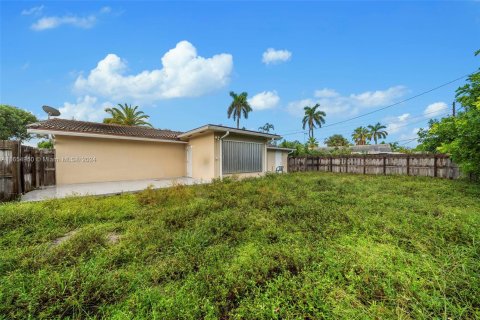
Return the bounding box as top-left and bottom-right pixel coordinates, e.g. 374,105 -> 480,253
42,105 -> 61,119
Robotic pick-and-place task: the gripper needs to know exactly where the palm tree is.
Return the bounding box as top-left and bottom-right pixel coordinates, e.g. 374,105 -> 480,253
307,136 -> 319,150
227,91 -> 252,129
367,122 -> 388,144
352,126 -> 371,145
324,134 -> 350,147
104,103 -> 152,127
258,122 -> 274,133
302,103 -> 326,139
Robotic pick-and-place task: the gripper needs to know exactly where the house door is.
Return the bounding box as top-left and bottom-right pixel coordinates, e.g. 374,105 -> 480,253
275,151 -> 282,169
186,146 -> 192,178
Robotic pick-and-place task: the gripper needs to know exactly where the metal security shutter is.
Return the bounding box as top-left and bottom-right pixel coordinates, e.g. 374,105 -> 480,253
222,140 -> 263,174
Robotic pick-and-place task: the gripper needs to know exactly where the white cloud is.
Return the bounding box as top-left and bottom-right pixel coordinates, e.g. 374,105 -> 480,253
350,86 -> 407,107
288,86 -> 407,117
424,101 -> 448,117
59,95 -> 109,122
386,113 -> 410,134
22,5 -> 44,16
32,15 -> 96,30
287,98 -> 315,116
248,91 -> 280,110
74,41 -> 233,102
100,6 -> 111,14
262,48 -> 292,65
398,113 -> 410,122
314,88 -> 339,98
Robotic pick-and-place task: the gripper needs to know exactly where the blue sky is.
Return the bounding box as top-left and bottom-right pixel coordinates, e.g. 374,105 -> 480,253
1,1 -> 479,146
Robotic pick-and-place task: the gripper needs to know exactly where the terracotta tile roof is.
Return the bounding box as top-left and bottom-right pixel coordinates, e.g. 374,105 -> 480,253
27,118 -> 183,141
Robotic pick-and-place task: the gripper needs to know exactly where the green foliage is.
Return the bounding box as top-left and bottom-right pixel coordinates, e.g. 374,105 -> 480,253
279,139 -> 352,157
390,142 -> 414,154
37,139 -> 54,149
455,50 -> 480,110
352,126 -> 371,145
0,104 -> 38,141
416,117 -> 457,153
278,139 -> 305,156
438,101 -> 480,176
103,103 -> 152,127
367,122 -> 388,144
302,103 -> 326,139
227,91 -> 252,129
258,122 -> 274,133
417,49 -> 480,175
324,134 -> 350,147
306,136 -> 318,150
1,173 -> 479,318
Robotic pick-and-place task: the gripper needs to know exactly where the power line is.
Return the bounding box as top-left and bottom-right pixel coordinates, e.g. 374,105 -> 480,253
281,108 -> 451,138
279,72 -> 472,136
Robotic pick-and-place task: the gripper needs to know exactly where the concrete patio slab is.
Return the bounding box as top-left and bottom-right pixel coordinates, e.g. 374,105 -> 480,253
21,177 -> 205,202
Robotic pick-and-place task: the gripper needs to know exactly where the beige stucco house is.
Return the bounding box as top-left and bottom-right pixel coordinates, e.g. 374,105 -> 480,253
28,119 -> 293,185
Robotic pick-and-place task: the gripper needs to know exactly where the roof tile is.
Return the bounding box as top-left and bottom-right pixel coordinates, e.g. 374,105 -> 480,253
28,118 -> 183,141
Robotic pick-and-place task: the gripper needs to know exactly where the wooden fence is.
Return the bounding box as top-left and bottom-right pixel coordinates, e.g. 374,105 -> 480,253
288,154 -> 460,179
0,140 -> 56,201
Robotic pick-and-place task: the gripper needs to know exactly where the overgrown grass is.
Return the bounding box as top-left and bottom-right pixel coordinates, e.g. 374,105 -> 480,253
1,173 -> 479,319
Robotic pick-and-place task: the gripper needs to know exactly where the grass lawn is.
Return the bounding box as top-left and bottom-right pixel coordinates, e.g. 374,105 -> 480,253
1,173 -> 479,319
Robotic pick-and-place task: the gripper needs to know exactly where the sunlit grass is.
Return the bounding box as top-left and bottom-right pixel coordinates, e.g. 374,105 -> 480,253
1,173 -> 479,319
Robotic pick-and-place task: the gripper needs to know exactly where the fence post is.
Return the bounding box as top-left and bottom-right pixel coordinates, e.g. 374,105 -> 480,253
345,157 -> 348,173
433,155 -> 438,177
363,155 -> 366,175
406,156 -> 410,176
383,156 -> 386,175
329,157 -> 332,172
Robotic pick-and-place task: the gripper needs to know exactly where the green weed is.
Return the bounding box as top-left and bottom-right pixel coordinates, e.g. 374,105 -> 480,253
0,172 -> 479,319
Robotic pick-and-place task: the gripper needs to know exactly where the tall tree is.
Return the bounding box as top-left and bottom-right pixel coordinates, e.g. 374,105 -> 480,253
324,134 -> 350,147
416,50 -> 480,176
367,122 -> 388,144
279,139 -> 305,157
103,103 -> 152,127
0,105 -> 38,141
227,91 -> 252,129
302,103 -> 326,139
352,126 -> 370,145
258,122 -> 274,133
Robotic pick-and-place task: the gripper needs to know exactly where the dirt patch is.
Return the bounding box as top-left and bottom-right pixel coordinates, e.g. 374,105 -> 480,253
107,232 -> 121,244
52,230 -> 78,246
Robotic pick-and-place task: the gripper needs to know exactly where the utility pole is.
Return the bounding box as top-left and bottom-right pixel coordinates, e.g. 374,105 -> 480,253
452,101 -> 456,117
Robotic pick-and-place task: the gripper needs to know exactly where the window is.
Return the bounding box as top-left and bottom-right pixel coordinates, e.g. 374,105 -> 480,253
222,140 -> 263,174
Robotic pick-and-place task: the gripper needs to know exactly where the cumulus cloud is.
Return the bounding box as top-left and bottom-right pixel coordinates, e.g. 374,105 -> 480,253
262,48 -> 292,65
424,101 -> 448,117
288,86 -> 407,117
248,91 -> 280,110
350,86 -> 407,107
386,113 -> 410,134
74,41 -> 233,102
31,15 -> 96,30
22,5 -> 44,16
59,95 -> 110,122
287,98 -> 315,116
314,88 -> 340,98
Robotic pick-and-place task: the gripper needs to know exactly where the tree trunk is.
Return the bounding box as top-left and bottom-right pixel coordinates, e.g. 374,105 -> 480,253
237,117 -> 240,129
